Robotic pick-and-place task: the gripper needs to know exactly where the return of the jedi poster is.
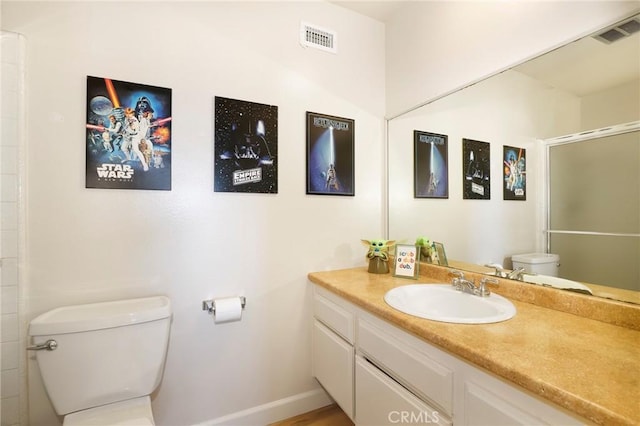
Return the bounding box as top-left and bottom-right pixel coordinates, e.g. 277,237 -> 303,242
85,76 -> 172,190
306,111 -> 355,196
214,96 -> 278,193
414,130 -> 448,198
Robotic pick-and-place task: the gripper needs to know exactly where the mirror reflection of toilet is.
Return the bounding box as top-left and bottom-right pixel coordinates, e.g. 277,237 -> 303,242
28,296 -> 172,425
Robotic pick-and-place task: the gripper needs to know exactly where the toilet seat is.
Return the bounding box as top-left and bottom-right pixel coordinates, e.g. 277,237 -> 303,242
63,396 -> 154,426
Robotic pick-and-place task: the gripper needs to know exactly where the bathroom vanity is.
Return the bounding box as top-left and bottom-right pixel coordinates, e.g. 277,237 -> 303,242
308,265 -> 640,426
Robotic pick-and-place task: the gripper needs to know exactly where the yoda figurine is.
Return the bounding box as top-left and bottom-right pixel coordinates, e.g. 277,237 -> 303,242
362,239 -> 396,274
416,236 -> 436,263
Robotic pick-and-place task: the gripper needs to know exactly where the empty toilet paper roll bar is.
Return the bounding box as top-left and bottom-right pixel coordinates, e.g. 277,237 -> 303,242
202,296 -> 246,314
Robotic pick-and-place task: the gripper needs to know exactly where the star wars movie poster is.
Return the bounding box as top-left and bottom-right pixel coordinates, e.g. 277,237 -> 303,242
462,138 -> 490,200
306,112 -> 355,196
414,130 -> 448,198
86,76 -> 172,190
503,145 -> 526,200
214,96 -> 278,193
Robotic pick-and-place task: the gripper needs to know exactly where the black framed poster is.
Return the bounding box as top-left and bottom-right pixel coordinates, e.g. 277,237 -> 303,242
86,76 -> 172,190
503,145 -> 526,200
462,138 -> 490,199
214,96 -> 278,193
414,130 -> 448,198
306,111 -> 354,196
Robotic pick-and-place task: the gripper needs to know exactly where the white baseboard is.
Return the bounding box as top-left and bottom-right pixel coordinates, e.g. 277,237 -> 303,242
193,388 -> 333,426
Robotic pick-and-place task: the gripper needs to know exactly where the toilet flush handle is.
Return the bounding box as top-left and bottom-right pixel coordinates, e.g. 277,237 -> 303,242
27,339 -> 57,351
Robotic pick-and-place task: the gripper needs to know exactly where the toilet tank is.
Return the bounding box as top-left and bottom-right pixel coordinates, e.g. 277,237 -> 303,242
28,296 -> 171,416
511,253 -> 560,277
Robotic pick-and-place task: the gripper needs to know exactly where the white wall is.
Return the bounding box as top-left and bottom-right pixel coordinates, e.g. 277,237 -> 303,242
1,30 -> 25,426
581,79 -> 640,129
386,1 -> 640,118
1,2 -> 385,425
388,71 -> 581,266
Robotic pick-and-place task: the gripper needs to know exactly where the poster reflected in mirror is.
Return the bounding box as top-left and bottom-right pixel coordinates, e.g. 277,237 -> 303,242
306,112 -> 354,196
503,145 -> 526,200
414,130 -> 448,198
462,138 -> 490,199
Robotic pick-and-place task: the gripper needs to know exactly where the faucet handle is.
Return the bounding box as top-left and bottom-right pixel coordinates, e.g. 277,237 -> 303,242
484,263 -> 505,277
449,270 -> 465,289
477,277 -> 499,297
507,267 -> 526,280
450,270 -> 465,279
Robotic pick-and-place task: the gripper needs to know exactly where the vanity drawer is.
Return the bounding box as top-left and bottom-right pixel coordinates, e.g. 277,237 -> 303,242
355,355 -> 451,426
313,289 -> 355,344
357,319 -> 454,416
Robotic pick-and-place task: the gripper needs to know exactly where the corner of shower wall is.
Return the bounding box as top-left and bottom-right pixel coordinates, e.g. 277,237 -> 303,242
1,30 -> 27,426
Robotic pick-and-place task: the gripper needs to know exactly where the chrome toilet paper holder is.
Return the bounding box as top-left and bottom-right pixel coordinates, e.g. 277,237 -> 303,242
202,296 -> 246,314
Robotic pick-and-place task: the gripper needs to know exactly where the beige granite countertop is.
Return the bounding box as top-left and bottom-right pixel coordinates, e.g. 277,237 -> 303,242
308,265 -> 640,426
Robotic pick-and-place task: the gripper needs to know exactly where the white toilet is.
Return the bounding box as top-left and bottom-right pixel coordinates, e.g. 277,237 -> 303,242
28,296 -> 172,425
511,252 -> 560,277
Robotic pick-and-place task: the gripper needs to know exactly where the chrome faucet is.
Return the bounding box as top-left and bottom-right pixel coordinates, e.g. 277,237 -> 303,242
450,270 -> 499,297
477,277 -> 499,297
484,263 -> 507,278
450,270 -> 474,294
506,267 -> 526,280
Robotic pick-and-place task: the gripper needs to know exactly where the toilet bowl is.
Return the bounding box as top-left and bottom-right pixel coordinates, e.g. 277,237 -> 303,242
28,296 -> 171,425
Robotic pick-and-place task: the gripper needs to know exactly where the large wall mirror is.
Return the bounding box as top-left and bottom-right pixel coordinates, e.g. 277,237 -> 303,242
387,14 -> 639,305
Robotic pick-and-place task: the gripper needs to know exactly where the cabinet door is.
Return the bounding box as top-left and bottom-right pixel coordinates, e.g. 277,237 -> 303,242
355,356 -> 452,426
313,320 -> 354,420
461,380 -> 582,426
463,381 -> 545,425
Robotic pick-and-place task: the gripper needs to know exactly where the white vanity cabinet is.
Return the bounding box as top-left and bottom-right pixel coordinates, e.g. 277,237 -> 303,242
312,287 -> 356,420
311,284 -> 584,426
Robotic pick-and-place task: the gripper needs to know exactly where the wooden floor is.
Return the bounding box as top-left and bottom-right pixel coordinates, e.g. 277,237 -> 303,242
269,404 -> 353,426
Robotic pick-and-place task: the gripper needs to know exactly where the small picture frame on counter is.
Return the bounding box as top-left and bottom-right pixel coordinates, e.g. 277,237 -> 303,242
393,244 -> 420,279
434,242 -> 448,266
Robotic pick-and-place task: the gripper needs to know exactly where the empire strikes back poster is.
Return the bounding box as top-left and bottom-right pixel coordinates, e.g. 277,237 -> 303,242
86,76 -> 172,190
214,96 -> 278,193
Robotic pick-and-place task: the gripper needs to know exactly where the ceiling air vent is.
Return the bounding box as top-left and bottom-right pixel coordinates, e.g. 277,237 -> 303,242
593,16 -> 640,44
300,22 -> 337,53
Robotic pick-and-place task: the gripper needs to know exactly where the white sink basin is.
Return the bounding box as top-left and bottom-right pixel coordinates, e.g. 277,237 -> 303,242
384,284 -> 516,324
